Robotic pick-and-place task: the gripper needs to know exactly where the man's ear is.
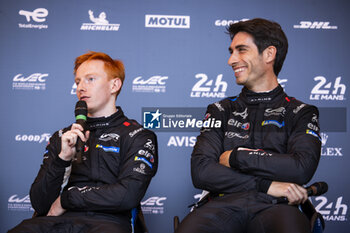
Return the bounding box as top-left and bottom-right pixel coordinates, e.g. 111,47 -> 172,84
263,45 -> 277,64
110,78 -> 122,94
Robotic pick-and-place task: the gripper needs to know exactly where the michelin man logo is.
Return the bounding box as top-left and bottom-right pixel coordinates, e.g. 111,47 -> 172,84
88,10 -> 108,24
81,10 -> 120,31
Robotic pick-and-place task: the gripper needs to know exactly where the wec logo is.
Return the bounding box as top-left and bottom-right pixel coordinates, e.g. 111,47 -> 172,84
293,21 -> 337,30
8,195 -> 33,212
132,76 -> 168,93
8,195 -> 31,203
190,73 -> 227,98
133,76 -> 168,85
310,76 -> 346,101
13,73 -> 48,82
19,8 -> 48,22
141,196 -> 167,215
141,196 -> 167,206
13,73 -> 49,90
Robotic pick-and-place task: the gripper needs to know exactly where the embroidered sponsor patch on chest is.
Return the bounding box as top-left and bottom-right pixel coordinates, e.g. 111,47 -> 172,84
96,144 -> 120,153
261,120 -> 285,128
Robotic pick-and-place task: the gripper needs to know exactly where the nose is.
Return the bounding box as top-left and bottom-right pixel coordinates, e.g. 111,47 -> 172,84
228,51 -> 239,66
76,80 -> 86,94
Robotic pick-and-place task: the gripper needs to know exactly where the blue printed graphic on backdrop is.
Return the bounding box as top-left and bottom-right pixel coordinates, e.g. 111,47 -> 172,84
143,109 -> 162,129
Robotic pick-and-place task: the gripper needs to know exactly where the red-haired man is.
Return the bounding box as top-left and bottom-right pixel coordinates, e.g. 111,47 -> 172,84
9,51 -> 158,233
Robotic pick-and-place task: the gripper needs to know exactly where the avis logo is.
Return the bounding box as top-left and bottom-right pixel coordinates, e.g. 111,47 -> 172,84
141,196 -> 167,214
313,196 -> 348,221
12,73 -> 49,91
132,76 -> 168,93
320,133 -> 343,157
81,10 -> 120,31
143,109 -> 162,129
190,73 -> 227,98
18,8 -> 48,29
293,21 -> 337,30
145,14 -> 190,29
167,136 -> 196,147
310,76 -> 346,101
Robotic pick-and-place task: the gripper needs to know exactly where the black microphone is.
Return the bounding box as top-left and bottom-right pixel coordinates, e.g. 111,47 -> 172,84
74,100 -> 87,163
306,182 -> 328,196
272,181 -> 328,204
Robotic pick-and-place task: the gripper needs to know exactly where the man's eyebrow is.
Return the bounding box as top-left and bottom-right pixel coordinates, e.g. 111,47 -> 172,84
229,44 -> 249,52
235,44 -> 249,49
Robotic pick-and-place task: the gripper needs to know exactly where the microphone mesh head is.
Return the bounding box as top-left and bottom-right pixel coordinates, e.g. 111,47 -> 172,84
75,100 -> 87,118
317,182 -> 328,195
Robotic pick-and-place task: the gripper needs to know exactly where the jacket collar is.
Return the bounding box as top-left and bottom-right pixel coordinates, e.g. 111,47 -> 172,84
87,106 -> 127,130
239,84 -> 286,104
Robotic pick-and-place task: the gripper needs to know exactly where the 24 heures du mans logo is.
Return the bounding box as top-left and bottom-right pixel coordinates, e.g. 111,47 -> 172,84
310,76 -> 346,101
311,195 -> 348,221
190,73 -> 227,98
